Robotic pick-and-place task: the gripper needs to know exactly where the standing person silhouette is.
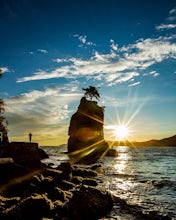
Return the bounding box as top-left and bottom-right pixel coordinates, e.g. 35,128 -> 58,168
29,132 -> 32,142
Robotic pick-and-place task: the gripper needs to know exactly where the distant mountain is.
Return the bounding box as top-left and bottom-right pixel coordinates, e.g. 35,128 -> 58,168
109,135 -> 176,147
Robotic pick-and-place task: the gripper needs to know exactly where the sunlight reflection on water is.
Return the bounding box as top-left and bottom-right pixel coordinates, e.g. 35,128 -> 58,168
42,145 -> 176,219
101,146 -> 176,219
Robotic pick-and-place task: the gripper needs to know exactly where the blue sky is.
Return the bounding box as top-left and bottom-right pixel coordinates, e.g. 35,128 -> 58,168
0,0 -> 176,145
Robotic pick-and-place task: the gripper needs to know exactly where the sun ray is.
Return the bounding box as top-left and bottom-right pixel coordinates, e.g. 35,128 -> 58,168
114,124 -> 129,140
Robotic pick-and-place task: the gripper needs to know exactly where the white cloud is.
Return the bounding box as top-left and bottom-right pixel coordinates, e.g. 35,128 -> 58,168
167,7 -> 176,21
155,7 -> 176,30
149,71 -> 159,77
54,58 -> 68,63
38,49 -> 48,54
5,86 -> 82,138
156,24 -> 176,30
143,71 -> 159,77
128,81 -> 140,87
169,7 -> 176,15
17,36 -> 176,86
73,34 -> 96,47
29,51 -> 34,55
110,39 -> 118,51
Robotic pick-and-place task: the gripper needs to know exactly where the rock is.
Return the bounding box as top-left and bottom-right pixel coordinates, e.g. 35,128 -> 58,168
38,148 -> 49,159
46,187 -> 71,202
0,159 -> 114,219
68,185 -> 113,220
53,199 -> 68,219
67,96 -> 109,164
19,194 -> 54,219
1,194 -> 54,220
82,178 -> 98,187
72,167 -> 98,178
0,195 -> 21,212
1,142 -> 48,165
71,176 -> 83,184
0,163 -> 28,186
106,148 -> 118,157
56,162 -> 72,180
56,180 -> 76,191
0,157 -> 14,165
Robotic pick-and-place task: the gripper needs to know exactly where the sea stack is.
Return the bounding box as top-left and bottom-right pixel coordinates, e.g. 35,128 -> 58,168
67,86 -> 109,164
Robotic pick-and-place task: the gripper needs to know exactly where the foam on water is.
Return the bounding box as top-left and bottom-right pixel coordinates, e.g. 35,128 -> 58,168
42,145 -> 176,219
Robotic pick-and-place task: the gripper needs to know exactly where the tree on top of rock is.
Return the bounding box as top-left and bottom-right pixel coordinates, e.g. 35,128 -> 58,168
82,86 -> 100,101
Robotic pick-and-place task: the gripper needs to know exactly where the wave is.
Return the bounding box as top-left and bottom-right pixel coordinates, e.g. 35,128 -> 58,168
148,180 -> 176,188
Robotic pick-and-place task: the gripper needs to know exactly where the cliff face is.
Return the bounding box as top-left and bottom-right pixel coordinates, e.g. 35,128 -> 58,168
67,97 -> 109,164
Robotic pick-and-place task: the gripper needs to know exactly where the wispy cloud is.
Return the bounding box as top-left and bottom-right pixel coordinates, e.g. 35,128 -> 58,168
28,49 -> 48,55
110,39 -> 118,51
28,51 -> 34,55
143,70 -> 159,77
128,81 -> 140,87
73,34 -> 96,47
167,7 -> 176,21
156,7 -> 176,30
5,85 -> 82,141
17,36 -> 176,86
156,24 -> 176,30
38,49 -> 48,54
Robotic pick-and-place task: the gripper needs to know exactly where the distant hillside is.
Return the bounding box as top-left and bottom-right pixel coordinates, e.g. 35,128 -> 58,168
109,135 -> 176,147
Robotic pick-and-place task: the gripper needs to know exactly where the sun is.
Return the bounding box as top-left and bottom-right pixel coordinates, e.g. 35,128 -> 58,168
114,125 -> 129,140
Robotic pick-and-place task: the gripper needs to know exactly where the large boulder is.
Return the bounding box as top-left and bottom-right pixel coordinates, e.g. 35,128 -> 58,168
68,185 -> 113,220
67,97 -> 109,164
1,142 -> 48,165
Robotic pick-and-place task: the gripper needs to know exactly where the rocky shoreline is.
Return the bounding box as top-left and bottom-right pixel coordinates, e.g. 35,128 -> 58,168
0,155 -> 173,220
0,160 -> 113,220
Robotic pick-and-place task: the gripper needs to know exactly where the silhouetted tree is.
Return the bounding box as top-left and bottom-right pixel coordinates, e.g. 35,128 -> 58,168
82,86 -> 100,100
0,70 -> 9,143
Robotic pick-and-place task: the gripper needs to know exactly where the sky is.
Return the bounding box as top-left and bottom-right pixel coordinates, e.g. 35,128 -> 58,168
0,0 -> 176,146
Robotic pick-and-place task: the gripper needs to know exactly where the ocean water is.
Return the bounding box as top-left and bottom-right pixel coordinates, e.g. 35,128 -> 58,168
42,145 -> 176,220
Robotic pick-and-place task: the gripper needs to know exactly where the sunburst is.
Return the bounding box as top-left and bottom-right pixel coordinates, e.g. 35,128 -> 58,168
114,124 -> 129,140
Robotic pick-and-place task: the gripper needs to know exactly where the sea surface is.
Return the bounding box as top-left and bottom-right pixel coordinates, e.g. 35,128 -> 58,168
42,145 -> 176,220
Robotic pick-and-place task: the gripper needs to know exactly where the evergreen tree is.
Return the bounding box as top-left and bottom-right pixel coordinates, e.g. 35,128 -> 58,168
82,86 -> 100,100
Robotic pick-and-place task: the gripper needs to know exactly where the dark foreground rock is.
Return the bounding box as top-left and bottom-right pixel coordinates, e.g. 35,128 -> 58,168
67,96 -> 110,164
0,162 -> 113,220
68,185 -> 113,220
0,142 -> 48,165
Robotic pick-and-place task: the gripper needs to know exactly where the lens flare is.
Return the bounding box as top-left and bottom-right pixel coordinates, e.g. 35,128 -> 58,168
114,125 -> 129,140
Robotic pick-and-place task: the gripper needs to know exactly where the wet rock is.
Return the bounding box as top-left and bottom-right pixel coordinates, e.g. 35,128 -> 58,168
72,167 -> 98,178
47,187 -> 73,202
106,148 -> 118,157
38,148 -> 49,160
0,194 -> 54,220
71,176 -> 83,184
0,195 -> 21,213
19,193 -> 54,219
56,162 -> 72,180
41,168 -> 62,179
57,180 -> 76,191
0,159 -> 114,219
68,185 -> 113,220
82,178 -> 98,187
53,199 -> 68,219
